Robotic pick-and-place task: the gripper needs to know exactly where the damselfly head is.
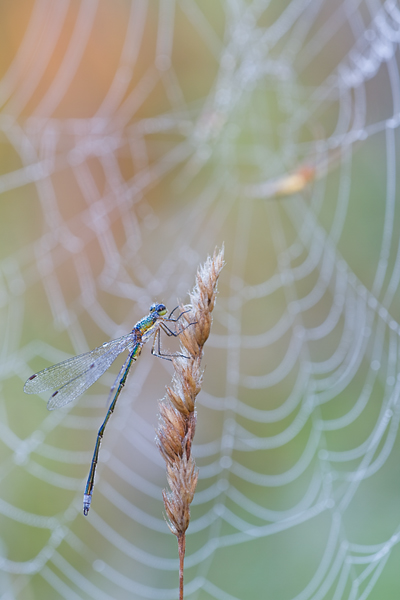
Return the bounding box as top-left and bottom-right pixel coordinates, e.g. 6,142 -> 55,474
149,303 -> 168,316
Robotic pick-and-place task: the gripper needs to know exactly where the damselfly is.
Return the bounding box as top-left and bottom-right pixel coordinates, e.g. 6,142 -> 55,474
24,303 -> 190,515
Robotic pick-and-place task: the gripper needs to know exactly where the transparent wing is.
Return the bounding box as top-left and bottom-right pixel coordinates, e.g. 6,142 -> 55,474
24,334 -> 136,410
46,346 -> 130,410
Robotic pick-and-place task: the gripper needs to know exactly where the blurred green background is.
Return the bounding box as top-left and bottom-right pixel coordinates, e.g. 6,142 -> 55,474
0,1 -> 399,598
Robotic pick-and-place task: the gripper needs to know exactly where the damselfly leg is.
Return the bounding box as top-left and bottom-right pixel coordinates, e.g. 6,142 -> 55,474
151,308 -> 195,360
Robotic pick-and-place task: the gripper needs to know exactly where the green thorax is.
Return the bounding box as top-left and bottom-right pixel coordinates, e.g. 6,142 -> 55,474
135,312 -> 158,335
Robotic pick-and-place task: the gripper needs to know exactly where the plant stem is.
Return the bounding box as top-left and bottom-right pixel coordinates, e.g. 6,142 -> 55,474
178,533 -> 186,600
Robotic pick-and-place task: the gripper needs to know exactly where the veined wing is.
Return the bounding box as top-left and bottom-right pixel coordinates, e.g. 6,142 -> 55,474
24,334 -> 136,410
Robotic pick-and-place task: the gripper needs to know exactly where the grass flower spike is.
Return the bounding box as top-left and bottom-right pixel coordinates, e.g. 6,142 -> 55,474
156,247 -> 225,599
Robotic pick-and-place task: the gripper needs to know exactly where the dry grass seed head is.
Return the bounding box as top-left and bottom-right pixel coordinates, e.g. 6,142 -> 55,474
156,246 -> 224,581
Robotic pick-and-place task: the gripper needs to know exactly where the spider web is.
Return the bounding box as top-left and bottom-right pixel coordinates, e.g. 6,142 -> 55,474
1,0 -> 400,598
